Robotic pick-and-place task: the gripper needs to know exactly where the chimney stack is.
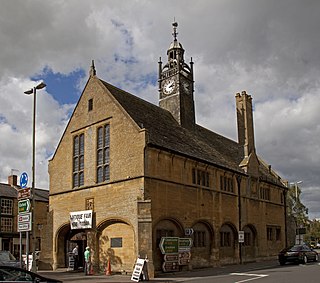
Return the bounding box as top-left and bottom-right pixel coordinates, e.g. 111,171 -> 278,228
8,175 -> 18,186
236,91 -> 259,177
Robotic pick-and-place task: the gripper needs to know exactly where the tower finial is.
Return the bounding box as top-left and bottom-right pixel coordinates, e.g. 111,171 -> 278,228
89,59 -> 96,77
172,21 -> 178,41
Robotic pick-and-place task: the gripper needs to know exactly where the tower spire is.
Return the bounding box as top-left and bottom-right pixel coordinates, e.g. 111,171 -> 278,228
172,21 -> 178,41
89,60 -> 96,77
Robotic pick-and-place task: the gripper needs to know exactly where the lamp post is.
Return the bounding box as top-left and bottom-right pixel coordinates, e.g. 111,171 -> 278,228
290,181 -> 303,244
24,82 -> 46,272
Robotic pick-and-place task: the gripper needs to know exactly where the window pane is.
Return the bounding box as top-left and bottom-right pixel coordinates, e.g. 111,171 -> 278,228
79,134 -> 84,155
74,136 -> 79,155
73,157 -> 79,172
1,218 -> 12,232
1,199 -> 13,215
73,173 -> 78,187
105,125 -> 110,146
104,148 -> 110,164
79,172 -> 84,186
97,127 -> 103,148
97,167 -> 103,183
104,165 -> 110,181
97,150 -> 103,165
79,156 -> 84,170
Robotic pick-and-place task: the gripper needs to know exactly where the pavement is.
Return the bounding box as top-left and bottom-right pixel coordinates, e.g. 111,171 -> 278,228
38,259 -> 280,282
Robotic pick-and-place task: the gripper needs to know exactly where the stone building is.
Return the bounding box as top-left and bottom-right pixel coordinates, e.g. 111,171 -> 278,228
0,174 -> 49,262
48,23 -> 287,276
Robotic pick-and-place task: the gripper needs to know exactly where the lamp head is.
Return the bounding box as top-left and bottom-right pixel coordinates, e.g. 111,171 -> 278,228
24,89 -> 33,95
36,82 -> 46,90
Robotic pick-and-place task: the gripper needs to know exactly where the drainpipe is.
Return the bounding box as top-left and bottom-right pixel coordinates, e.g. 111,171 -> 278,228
236,175 -> 242,264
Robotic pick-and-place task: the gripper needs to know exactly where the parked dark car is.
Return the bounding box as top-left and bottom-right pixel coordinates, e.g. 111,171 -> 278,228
278,244 -> 318,265
0,265 -> 62,282
0,251 -> 24,268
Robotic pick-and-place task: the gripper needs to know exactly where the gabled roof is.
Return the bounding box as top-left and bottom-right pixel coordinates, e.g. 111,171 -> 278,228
0,183 -> 49,202
101,79 -> 243,174
100,78 -> 285,187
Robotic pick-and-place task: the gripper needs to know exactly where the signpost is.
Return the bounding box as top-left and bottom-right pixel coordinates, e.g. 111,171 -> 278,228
18,188 -> 31,200
18,199 -> 31,214
19,172 -> 28,188
160,237 -> 193,272
238,231 -> 244,243
18,172 -> 30,269
159,237 -> 179,254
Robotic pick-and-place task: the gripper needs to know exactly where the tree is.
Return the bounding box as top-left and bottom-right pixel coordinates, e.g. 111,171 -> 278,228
286,184 -> 308,245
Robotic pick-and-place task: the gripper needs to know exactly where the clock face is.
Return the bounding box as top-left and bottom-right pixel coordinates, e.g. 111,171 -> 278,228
163,78 -> 176,94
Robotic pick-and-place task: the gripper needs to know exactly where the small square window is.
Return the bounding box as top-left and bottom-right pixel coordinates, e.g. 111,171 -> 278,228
88,98 -> 93,111
111,237 -> 122,248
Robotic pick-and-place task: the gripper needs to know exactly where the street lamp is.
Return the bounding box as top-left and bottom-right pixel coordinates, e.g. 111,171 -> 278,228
290,181 -> 303,200
290,181 -> 303,244
24,82 -> 46,272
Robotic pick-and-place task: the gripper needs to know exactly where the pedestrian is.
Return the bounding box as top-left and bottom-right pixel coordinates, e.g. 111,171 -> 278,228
84,246 -> 91,275
72,245 -> 79,271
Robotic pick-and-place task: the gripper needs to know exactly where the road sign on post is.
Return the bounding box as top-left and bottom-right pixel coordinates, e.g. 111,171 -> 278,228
18,199 -> 31,213
18,188 -> 31,200
20,172 -> 28,188
159,237 -> 179,254
18,212 -> 32,232
239,231 -> 244,243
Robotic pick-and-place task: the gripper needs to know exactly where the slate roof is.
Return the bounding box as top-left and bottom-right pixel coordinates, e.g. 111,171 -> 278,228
100,79 -> 284,186
0,183 -> 49,202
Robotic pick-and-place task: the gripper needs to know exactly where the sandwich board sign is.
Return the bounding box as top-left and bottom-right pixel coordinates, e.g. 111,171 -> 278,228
131,257 -> 149,282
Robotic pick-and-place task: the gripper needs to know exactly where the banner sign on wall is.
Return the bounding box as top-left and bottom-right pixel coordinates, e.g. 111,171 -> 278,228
70,210 -> 93,230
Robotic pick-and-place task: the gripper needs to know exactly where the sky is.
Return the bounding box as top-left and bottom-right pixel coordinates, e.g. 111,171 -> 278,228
0,0 -> 319,219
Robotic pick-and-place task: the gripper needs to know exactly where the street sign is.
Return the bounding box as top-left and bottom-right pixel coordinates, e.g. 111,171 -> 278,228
18,222 -> 32,232
162,261 -> 179,272
18,199 -> 31,213
18,188 -> 31,199
20,172 -> 28,188
185,228 -> 194,236
18,212 -> 32,232
159,237 -> 179,254
178,238 -> 193,252
178,251 -> 191,265
238,231 -> 244,243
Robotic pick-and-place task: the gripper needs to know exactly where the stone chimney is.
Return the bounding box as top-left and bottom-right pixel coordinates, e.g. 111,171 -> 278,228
8,175 -> 18,186
236,91 -> 259,176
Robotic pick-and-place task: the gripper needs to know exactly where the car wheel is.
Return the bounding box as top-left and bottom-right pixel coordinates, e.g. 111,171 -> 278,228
279,260 -> 285,266
302,255 -> 308,264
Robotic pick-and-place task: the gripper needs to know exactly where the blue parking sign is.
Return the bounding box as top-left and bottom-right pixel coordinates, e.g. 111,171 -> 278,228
20,172 -> 28,188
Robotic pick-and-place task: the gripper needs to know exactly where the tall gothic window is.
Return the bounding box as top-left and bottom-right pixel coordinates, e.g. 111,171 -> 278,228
73,133 -> 84,188
97,124 -> 110,183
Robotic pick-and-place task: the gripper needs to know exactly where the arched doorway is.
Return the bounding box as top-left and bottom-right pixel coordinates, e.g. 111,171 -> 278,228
219,222 -> 238,264
97,219 -> 135,273
55,224 -> 88,269
191,221 -> 214,268
153,218 -> 184,271
242,224 -> 257,262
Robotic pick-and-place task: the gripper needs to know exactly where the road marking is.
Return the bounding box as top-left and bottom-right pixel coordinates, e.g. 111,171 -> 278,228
230,272 -> 269,283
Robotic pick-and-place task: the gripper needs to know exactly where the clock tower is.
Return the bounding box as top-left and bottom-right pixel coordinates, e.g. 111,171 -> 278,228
158,22 -> 195,130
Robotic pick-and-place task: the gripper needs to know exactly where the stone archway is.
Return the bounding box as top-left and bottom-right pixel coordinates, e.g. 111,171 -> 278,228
153,217 -> 184,271
191,221 -> 214,268
96,218 -> 135,273
242,224 -> 257,262
219,222 -> 238,264
54,224 -> 88,270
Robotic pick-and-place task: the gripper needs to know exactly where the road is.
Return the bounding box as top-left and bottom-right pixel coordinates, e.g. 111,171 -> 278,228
39,260 -> 320,283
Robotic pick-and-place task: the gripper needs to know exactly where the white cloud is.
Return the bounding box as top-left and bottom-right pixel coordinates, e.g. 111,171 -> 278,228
0,0 -> 320,218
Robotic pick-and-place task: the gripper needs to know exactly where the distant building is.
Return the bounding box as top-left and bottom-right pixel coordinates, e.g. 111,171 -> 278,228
47,23 -> 287,276
0,174 -> 49,261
